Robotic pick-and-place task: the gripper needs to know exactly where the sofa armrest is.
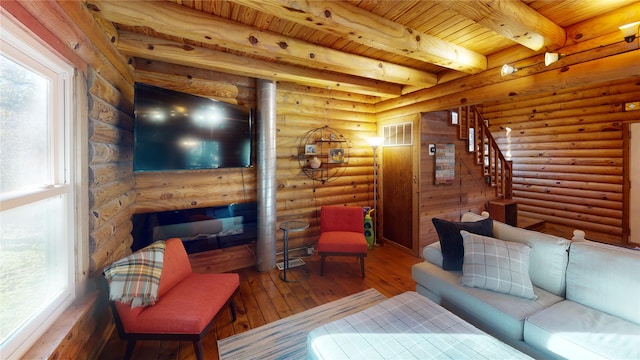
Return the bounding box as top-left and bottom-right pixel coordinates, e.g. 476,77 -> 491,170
423,242 -> 443,268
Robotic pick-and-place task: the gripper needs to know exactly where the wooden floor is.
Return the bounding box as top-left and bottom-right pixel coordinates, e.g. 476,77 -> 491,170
97,243 -> 422,360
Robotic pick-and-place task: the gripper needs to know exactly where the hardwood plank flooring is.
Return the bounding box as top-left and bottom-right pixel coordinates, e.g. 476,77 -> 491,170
97,244 -> 422,360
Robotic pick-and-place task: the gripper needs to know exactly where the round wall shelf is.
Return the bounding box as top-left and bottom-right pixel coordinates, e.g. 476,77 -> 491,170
297,126 -> 350,183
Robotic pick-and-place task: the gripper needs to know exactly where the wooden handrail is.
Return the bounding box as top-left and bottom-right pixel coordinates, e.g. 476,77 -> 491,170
468,106 -> 512,199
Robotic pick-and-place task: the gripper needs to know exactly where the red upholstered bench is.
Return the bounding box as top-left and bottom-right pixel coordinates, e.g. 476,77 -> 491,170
108,238 -> 239,360
317,206 -> 369,278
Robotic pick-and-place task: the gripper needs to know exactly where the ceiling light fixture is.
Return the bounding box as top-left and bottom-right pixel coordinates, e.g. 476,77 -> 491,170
619,21 -> 640,43
501,22 -> 638,78
503,51 -> 562,76
500,64 -> 517,76
544,52 -> 563,66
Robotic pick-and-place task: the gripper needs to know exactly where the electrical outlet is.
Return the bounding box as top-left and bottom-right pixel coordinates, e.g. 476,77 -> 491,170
306,246 -> 314,255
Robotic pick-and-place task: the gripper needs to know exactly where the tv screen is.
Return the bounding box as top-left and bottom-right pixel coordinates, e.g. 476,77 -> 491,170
133,83 -> 254,172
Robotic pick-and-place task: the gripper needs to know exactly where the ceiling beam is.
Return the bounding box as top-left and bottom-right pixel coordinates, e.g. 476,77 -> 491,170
86,0 -> 437,87
443,0 -> 566,51
377,47 -> 640,117
229,0 -> 488,74
115,31 -> 402,98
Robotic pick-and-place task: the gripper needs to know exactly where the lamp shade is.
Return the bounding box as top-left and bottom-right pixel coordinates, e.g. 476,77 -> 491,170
500,64 -> 516,76
619,21 -> 640,42
544,52 -> 560,66
366,136 -> 385,148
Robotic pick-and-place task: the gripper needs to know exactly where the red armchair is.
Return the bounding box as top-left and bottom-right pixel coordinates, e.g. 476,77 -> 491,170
107,238 -> 239,360
317,206 -> 369,278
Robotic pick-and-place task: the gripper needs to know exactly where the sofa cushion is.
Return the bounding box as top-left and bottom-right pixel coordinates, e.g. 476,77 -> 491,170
432,217 -> 494,271
524,300 -> 640,360
461,212 -> 570,297
566,241 -> 640,325
460,231 -> 536,300
412,260 -> 563,342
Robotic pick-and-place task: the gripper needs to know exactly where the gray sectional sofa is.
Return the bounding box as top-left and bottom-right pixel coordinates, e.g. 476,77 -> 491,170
412,211 -> 640,359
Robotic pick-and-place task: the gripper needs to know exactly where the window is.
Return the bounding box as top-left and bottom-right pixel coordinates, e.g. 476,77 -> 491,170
382,122 -> 413,146
1,15 -> 80,359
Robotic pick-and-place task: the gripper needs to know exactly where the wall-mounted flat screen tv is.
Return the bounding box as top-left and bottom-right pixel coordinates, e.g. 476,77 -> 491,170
133,83 -> 254,172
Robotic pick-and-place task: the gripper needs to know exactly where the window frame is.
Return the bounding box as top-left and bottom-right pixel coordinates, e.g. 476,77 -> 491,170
0,13 -> 87,359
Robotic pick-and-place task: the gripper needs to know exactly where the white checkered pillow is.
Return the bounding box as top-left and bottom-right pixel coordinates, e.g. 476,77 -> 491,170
460,231 -> 537,299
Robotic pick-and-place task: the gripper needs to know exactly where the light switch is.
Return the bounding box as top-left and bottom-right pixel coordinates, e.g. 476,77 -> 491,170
625,102 -> 640,111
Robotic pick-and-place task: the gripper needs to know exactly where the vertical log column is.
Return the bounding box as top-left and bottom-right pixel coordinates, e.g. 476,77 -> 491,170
256,79 -> 277,271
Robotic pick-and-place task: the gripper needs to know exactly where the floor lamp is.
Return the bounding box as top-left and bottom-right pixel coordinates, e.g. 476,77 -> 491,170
366,136 -> 385,246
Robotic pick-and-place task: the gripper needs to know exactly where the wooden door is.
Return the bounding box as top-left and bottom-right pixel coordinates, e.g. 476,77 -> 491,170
379,118 -> 419,254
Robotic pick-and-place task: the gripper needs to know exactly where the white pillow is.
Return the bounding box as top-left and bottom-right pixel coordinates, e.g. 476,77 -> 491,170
460,231 -> 537,300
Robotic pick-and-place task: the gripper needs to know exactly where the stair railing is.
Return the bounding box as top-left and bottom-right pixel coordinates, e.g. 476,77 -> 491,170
456,105 -> 512,199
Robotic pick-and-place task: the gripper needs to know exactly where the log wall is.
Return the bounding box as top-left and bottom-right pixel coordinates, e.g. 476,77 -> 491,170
84,50 -> 135,360
130,62 -> 379,265
417,110 -> 499,251
131,61 -> 259,271
87,69 -> 136,273
482,78 -> 640,245
132,61 -> 258,214
274,82 -> 378,253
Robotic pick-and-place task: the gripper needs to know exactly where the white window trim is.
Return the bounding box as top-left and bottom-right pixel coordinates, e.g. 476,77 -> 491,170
382,122 -> 414,147
1,12 -> 88,359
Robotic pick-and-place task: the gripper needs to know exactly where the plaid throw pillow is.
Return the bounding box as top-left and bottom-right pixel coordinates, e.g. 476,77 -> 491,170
460,231 -> 537,299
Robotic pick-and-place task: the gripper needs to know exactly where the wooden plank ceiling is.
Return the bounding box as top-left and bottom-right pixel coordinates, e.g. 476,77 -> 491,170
86,0 -> 639,100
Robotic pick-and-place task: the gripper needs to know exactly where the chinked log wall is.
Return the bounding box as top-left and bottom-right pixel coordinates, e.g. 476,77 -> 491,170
483,78 -> 640,245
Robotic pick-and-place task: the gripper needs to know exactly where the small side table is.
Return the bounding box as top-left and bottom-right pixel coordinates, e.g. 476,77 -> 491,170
279,220 -> 309,282
488,199 -> 518,226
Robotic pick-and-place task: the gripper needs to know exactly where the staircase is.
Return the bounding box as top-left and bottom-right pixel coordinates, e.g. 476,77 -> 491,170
454,106 -> 546,229
455,105 -> 512,200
